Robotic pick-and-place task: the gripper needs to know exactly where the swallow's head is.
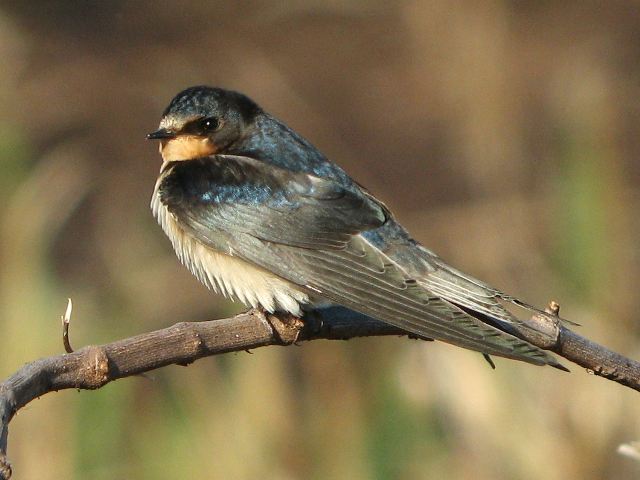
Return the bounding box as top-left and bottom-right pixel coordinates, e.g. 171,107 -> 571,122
147,86 -> 261,162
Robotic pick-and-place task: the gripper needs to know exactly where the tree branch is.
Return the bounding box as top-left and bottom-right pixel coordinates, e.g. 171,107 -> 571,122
0,305 -> 639,479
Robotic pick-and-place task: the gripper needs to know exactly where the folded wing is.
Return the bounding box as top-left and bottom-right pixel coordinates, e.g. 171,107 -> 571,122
159,155 -> 562,367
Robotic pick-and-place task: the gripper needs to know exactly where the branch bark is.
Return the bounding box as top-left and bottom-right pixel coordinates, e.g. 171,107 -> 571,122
0,305 -> 638,479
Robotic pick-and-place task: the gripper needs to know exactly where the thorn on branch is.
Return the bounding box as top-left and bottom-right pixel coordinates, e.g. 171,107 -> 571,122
546,300 -> 560,317
61,298 -> 74,354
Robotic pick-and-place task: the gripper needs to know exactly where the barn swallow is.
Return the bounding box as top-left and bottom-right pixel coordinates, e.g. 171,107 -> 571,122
148,86 -> 564,368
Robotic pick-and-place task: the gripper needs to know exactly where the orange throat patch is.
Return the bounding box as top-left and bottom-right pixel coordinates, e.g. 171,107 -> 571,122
160,135 -> 218,162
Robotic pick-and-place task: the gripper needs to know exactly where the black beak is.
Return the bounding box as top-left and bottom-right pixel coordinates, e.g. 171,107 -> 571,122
146,128 -> 176,140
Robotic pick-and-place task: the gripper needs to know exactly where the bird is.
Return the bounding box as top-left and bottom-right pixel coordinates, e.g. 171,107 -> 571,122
147,85 -> 565,369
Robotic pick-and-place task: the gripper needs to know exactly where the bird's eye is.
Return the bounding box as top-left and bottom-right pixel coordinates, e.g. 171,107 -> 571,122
200,117 -> 220,132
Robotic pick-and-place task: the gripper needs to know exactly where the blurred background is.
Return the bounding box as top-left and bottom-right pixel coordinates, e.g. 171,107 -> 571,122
1,1 -> 639,478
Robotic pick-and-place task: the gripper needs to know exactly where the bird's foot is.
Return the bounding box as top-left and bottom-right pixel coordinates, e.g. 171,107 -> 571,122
253,307 -> 305,345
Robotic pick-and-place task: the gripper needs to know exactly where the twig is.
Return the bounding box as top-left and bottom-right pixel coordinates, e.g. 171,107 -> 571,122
0,304 -> 638,479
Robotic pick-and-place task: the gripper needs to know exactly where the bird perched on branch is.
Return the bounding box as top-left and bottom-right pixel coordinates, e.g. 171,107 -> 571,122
148,86 -> 565,369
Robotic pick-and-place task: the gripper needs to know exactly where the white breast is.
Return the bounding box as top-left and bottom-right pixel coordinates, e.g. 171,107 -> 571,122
151,175 -> 309,315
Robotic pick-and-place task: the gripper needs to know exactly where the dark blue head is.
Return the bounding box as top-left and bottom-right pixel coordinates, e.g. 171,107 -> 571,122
147,86 -> 350,187
147,86 -> 262,162
161,86 -> 261,123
